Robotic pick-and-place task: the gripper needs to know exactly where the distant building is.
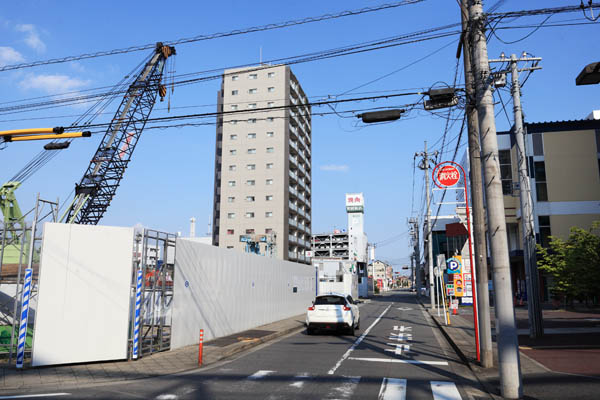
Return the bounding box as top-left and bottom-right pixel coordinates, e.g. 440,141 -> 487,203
211,64 -> 312,264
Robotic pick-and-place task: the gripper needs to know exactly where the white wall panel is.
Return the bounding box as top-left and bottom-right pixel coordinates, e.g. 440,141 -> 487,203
32,223 -> 134,367
172,239 -> 316,349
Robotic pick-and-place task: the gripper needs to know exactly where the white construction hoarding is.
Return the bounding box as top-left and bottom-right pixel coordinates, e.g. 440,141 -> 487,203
171,239 -> 316,349
32,223 -> 134,367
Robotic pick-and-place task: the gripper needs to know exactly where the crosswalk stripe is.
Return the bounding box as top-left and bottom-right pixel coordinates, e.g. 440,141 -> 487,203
247,370 -> 275,380
324,376 -> 361,399
431,381 -> 462,400
348,357 -> 448,365
378,378 -> 407,400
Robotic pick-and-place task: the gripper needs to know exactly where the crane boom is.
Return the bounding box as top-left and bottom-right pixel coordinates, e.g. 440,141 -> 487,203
65,42 -> 175,225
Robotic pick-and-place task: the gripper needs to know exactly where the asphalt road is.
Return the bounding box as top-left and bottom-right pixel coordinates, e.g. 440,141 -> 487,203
10,291 -> 490,399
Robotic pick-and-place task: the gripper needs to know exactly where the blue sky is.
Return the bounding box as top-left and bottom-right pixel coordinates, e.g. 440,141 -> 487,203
1,1 -> 598,271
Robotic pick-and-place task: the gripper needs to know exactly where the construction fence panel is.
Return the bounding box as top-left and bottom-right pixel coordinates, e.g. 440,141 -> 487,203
31,223 -> 134,367
171,238 -> 315,349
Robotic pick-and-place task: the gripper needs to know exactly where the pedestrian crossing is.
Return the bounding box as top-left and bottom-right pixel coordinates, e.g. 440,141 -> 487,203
153,369 -> 466,400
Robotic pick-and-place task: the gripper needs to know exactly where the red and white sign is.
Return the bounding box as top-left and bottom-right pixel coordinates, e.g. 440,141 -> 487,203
436,165 -> 460,187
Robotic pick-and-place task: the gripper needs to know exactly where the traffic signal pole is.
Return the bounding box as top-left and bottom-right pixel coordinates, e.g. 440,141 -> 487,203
467,1 -> 522,398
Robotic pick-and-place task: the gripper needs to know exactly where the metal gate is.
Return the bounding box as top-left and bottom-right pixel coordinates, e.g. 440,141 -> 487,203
129,229 -> 176,359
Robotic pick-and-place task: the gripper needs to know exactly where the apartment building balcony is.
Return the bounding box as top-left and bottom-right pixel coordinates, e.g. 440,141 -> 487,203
288,218 -> 298,228
288,250 -> 298,261
289,234 -> 299,244
289,140 -> 299,154
289,185 -> 298,198
289,95 -> 298,106
289,124 -> 298,140
289,154 -> 298,168
289,201 -> 298,213
289,169 -> 298,183
298,148 -> 309,164
298,135 -> 308,152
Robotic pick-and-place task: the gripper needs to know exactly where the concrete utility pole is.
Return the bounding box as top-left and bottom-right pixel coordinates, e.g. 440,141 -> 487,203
409,217 -> 421,298
467,1 -> 522,398
491,53 -> 544,338
416,142 -> 438,309
459,0 -> 493,369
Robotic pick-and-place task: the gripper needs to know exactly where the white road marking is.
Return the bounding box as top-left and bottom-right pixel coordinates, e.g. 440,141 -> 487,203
348,357 -> 448,365
389,332 -> 413,341
0,395 -> 70,399
393,325 -> 412,332
155,395 -> 177,400
327,304 -> 391,375
431,381 -> 462,400
378,378 -> 407,400
289,372 -> 310,388
384,344 -> 410,355
396,307 -> 412,311
248,370 -> 275,380
324,376 -> 360,399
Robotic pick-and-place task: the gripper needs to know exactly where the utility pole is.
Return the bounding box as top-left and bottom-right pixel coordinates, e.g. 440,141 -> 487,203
409,217 -> 421,298
460,0 -> 493,369
489,53 -> 544,338
467,1 -> 522,398
416,142 -> 438,309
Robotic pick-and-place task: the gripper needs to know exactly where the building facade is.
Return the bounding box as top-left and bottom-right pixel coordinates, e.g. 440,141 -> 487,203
212,64 -> 312,263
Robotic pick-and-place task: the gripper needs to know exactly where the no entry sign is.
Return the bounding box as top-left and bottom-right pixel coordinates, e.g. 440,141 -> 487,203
435,165 -> 460,187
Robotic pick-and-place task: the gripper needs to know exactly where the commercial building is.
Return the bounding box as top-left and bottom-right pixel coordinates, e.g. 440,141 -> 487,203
211,64 -> 312,264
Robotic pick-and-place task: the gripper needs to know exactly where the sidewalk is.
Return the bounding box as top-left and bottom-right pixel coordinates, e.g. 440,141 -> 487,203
0,314 -> 306,391
423,298 -> 600,398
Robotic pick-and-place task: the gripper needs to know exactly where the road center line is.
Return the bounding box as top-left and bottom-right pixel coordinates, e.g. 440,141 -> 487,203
327,304 -> 391,375
0,395 -> 70,399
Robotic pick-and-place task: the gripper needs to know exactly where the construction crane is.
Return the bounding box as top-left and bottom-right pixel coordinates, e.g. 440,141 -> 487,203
62,42 -> 175,224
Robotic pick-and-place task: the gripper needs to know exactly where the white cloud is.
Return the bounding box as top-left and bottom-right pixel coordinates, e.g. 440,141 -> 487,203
0,46 -> 25,67
20,73 -> 90,94
320,164 -> 349,172
16,24 -> 46,53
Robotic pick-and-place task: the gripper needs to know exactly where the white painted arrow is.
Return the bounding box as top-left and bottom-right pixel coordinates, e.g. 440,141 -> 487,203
393,325 -> 412,332
389,333 -> 413,341
384,344 -> 410,356
396,307 -> 412,311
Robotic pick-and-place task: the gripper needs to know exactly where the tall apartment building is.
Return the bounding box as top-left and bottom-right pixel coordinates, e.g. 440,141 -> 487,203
211,64 -> 312,264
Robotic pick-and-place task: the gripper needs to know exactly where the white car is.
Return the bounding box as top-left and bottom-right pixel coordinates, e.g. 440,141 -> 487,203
306,292 -> 360,335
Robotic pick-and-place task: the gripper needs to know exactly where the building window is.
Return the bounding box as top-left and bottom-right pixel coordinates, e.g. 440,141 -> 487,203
231,90 -> 238,95
229,149 -> 237,155
246,180 -> 255,186
266,147 -> 274,153
248,73 -> 257,80
266,195 -> 273,201
534,161 -> 548,201
227,196 -> 235,203
246,196 -> 255,202
266,131 -> 274,137
267,87 -> 275,93
247,164 -> 256,170
248,88 -> 257,94
246,229 -> 255,234
248,103 -> 257,109
230,120 -> 238,125
246,212 -> 255,218
267,117 -> 274,123
228,180 -> 236,187
230,134 -> 237,140
247,148 -> 256,154
231,75 -> 239,81
227,229 -> 234,235
538,215 -> 551,247
227,246 -> 234,249
267,102 -> 275,107
532,133 -> 544,156
266,163 -> 274,169
265,212 -> 273,218
266,179 -> 273,185
228,165 -> 236,171
267,72 -> 275,78
499,150 -> 513,195
227,213 -> 235,219
230,104 -> 238,110
247,133 -> 256,139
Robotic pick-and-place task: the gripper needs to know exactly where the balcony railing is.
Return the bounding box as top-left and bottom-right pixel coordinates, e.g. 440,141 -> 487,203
288,250 -> 298,260
289,234 -> 298,244
289,202 -> 298,213
289,218 -> 298,228
289,186 -> 298,198
289,169 -> 298,182
289,140 -> 299,153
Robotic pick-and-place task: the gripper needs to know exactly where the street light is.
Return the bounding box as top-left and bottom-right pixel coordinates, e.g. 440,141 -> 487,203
576,62 -> 600,85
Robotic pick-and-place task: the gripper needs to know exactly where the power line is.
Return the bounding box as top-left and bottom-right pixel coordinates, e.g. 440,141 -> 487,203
0,1 -> 425,72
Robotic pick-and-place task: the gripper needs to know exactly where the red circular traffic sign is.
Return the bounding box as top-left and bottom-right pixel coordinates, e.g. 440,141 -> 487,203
436,165 -> 460,187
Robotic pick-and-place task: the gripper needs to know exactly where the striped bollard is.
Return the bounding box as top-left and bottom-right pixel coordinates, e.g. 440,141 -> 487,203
16,268 -> 33,369
198,329 -> 204,366
132,270 -> 142,359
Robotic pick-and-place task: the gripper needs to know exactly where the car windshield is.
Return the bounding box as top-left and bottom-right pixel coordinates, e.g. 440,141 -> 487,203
314,296 -> 346,305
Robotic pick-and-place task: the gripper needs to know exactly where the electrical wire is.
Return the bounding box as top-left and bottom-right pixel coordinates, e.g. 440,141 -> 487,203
0,0 -> 425,72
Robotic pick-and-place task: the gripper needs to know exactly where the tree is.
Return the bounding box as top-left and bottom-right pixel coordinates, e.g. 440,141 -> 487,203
537,222 -> 600,306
